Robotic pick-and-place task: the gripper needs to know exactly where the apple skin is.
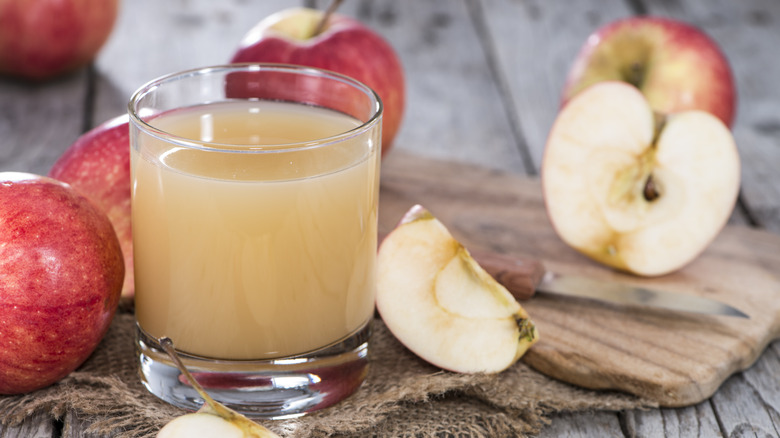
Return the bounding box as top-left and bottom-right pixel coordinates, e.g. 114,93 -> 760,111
49,115 -> 134,299
0,173 -> 123,394
561,16 -> 736,128
230,7 -> 405,157
0,0 -> 119,81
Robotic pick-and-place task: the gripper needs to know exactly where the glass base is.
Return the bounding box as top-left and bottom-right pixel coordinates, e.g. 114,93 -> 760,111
135,321 -> 371,419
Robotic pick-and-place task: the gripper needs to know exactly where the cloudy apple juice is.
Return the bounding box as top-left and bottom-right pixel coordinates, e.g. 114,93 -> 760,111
129,65 -> 382,417
131,100 -> 380,361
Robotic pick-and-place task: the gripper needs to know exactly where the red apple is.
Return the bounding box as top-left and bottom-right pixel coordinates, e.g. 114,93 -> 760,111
230,7 -> 405,156
0,172 -> 123,394
561,16 -> 736,128
49,115 -> 133,299
0,0 -> 119,80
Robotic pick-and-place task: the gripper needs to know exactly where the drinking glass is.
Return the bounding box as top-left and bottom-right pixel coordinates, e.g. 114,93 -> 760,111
128,64 -> 382,418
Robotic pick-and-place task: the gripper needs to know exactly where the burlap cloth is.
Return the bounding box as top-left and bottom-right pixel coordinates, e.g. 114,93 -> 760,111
0,309 -> 655,437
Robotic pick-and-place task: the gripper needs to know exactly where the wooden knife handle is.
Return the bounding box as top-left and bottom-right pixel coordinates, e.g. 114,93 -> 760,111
468,248 -> 546,301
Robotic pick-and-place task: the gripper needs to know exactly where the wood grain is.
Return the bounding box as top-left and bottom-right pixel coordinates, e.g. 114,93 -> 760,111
476,0 -> 632,171
379,151 -> 780,408
0,412 -> 58,438
622,403 -> 723,437
337,0 -> 528,174
0,74 -> 88,175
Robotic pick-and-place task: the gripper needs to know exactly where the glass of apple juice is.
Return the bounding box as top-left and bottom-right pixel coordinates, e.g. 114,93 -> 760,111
128,64 -> 382,419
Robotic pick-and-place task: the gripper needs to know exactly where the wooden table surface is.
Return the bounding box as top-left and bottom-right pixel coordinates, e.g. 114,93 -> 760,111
2,0 -> 779,437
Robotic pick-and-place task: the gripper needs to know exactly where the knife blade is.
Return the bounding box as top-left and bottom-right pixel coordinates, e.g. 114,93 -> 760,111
468,248 -> 749,319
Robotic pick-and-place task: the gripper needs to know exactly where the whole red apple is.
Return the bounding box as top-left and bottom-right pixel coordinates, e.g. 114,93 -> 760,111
230,7 -> 405,156
0,172 -> 123,394
49,115 -> 133,299
561,16 -> 736,128
0,0 -> 119,80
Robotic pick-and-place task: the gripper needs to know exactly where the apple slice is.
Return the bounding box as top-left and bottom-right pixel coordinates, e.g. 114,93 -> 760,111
156,337 -> 280,438
542,81 -> 740,276
376,205 -> 539,374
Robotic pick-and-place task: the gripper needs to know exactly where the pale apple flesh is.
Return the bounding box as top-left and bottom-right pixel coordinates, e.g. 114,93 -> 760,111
543,81 -> 740,276
157,414 -> 246,438
562,16 -> 736,128
376,205 -> 538,374
238,7 -> 324,42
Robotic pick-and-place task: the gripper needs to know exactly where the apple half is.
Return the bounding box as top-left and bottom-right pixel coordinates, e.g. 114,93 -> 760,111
376,205 -> 539,374
542,81 -> 740,276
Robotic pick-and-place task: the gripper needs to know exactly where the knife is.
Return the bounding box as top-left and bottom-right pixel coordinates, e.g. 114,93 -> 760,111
467,248 -> 750,319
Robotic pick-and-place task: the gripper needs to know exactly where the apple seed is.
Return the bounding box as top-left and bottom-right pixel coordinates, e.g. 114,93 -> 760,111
643,174 -> 660,202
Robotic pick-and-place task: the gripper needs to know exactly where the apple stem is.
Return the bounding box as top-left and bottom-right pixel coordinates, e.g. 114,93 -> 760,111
159,337 -> 282,437
643,113 -> 666,202
312,0 -> 344,37
651,113 -> 667,146
515,316 -> 537,342
626,62 -> 646,89
159,337 -> 222,412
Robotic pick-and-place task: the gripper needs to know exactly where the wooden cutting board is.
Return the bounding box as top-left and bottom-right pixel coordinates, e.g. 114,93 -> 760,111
378,151 -> 780,408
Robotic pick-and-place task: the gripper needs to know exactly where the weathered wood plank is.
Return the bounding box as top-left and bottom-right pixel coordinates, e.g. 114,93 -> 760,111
63,411 -> 115,438
0,73 -> 88,175
743,341 -> 780,414
331,0 -> 527,174
0,412 -> 59,438
710,342 -> 780,437
622,400 -> 723,437
537,411 -> 624,437
476,0 -> 633,172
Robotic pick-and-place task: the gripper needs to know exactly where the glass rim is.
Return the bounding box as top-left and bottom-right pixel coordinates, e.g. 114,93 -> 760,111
127,63 -> 383,154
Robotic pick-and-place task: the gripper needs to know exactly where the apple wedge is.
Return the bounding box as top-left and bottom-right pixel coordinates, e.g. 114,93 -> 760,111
376,205 -> 538,374
156,337 -> 280,438
542,81 -> 740,276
